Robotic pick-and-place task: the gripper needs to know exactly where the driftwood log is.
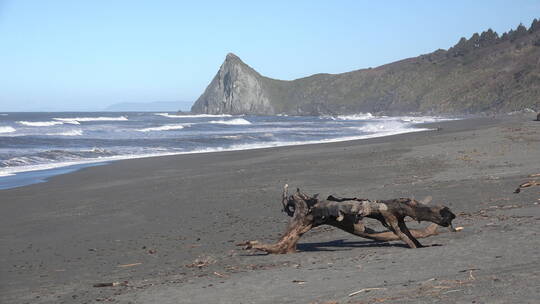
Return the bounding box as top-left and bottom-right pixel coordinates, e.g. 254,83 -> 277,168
238,185 -> 456,254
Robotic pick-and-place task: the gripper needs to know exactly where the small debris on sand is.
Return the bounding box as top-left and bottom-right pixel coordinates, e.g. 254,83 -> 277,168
185,255 -> 216,268
213,271 -> 228,278
93,281 -> 128,288
514,180 -> 540,193
117,263 -> 142,268
348,287 -> 387,297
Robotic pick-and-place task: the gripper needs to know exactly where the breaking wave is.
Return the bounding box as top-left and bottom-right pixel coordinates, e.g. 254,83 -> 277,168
53,116 -> 128,123
331,113 -> 457,124
208,118 -> 251,125
0,126 -> 16,133
349,121 -> 412,133
17,120 -> 64,127
394,116 -> 456,123
155,113 -> 233,118
137,124 -> 188,132
331,113 -> 375,120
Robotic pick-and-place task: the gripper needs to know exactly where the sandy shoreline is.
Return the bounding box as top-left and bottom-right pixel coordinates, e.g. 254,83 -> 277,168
1,114 -> 539,303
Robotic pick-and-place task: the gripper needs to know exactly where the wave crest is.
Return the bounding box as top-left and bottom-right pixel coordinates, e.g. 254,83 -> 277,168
331,113 -> 375,120
156,113 -> 232,118
208,118 -> 251,125
137,124 -> 188,132
17,121 -> 64,127
0,126 -> 16,133
395,116 -> 454,123
349,121 -> 409,133
54,116 -> 128,123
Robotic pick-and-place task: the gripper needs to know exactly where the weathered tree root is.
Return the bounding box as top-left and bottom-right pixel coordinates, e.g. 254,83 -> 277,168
238,185 -> 456,254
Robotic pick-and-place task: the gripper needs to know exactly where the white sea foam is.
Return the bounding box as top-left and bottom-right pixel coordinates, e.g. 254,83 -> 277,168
330,113 -> 456,123
17,121 -> 64,127
155,113 -> 233,118
216,135 -> 245,140
331,113 -> 375,120
45,130 -> 83,136
0,126 -> 16,133
350,121 -> 410,133
137,124 -> 187,132
0,114 -> 8,116
208,118 -> 251,125
61,120 -> 81,125
393,116 -> 457,123
53,116 -> 128,123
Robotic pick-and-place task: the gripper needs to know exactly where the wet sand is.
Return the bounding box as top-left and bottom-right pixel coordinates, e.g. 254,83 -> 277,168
1,114 -> 539,303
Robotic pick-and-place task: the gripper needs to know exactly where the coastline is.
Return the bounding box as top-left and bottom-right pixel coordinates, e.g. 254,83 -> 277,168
1,113 -> 539,303
0,115 -> 446,190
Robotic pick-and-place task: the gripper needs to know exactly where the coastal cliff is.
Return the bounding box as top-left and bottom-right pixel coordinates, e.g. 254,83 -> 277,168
192,20 -> 540,115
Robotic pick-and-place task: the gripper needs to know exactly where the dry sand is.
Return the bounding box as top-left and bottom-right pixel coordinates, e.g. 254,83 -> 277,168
1,114 -> 539,303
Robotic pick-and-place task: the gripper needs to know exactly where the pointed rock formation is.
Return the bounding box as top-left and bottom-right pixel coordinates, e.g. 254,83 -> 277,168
191,53 -> 275,115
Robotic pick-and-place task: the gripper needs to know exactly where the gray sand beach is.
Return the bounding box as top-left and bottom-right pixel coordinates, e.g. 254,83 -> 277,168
1,114 -> 539,303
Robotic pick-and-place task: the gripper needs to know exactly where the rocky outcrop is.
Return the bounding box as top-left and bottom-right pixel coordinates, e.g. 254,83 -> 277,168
191,53 -> 275,115
191,20 -> 540,115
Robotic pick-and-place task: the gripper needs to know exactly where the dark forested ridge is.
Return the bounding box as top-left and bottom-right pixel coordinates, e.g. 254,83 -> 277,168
192,20 -> 540,115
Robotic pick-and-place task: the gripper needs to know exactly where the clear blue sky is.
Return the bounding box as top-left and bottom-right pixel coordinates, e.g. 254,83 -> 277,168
1,1 -> 539,111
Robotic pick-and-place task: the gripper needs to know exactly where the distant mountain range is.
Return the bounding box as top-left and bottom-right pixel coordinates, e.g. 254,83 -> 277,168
105,101 -> 192,112
192,19 -> 540,115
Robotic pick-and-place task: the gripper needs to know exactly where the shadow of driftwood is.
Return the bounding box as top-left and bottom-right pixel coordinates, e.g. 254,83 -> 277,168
237,239 -> 444,256
297,239 -> 410,252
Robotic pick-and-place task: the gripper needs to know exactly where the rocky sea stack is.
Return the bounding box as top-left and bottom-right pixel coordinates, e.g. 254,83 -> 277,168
192,20 -> 540,115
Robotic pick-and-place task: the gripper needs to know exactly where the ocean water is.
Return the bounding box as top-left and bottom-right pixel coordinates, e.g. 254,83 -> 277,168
0,112 -> 453,189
